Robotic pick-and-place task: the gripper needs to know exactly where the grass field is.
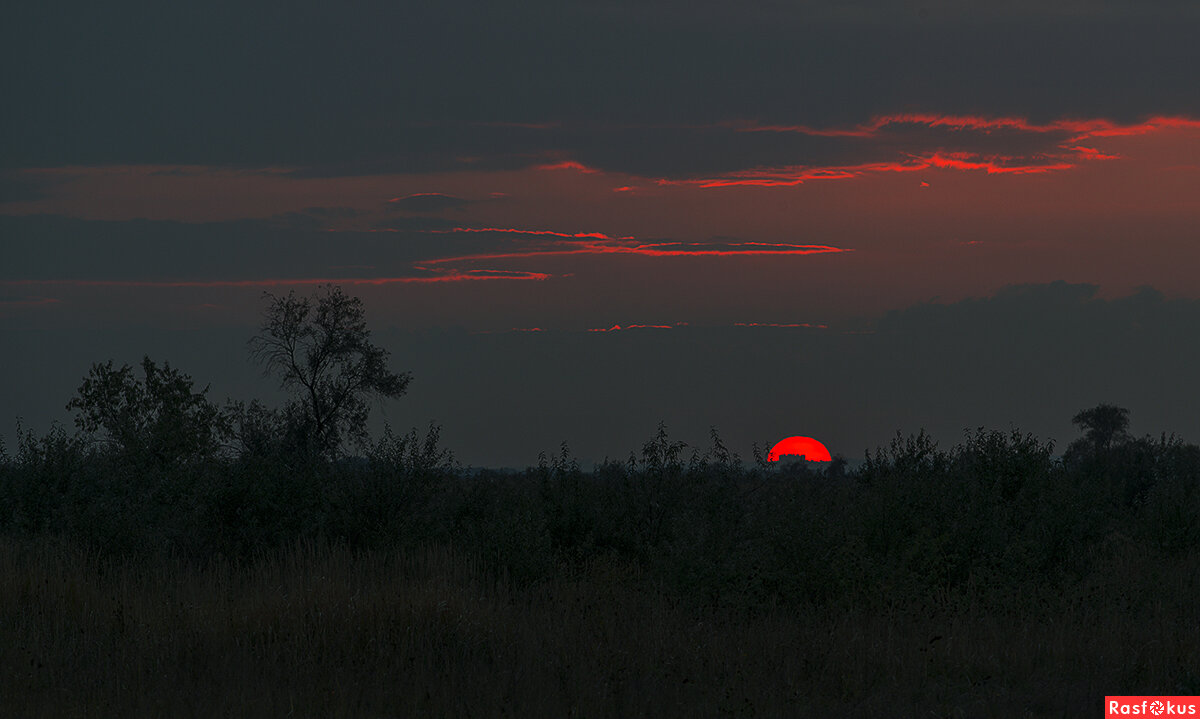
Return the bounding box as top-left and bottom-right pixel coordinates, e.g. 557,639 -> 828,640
5,414 -> 1200,716
4,537 -> 1197,718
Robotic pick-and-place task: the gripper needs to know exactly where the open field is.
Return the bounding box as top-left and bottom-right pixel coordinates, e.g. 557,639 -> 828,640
3,537 -> 1198,718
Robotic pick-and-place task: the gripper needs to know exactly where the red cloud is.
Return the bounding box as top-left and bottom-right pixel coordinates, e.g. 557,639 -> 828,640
420,230 -> 851,263
430,227 -> 634,240
534,160 -> 600,173
669,153 -> 1079,188
735,113 -> 1200,140
733,322 -> 828,329
587,323 -> 674,332
680,113 -> 1200,187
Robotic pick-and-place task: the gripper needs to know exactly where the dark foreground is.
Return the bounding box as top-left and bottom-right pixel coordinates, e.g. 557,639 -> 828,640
5,411 -> 1200,716
2,538 -> 1197,718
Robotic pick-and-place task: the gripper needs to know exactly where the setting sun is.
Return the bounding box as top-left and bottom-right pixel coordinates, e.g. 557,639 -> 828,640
767,436 -> 832,463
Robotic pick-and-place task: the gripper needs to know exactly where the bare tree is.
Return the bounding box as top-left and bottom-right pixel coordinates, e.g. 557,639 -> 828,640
249,285 -> 411,457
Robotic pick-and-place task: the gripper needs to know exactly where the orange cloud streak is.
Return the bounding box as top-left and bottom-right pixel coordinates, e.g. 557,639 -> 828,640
733,322 -> 828,329
923,152 -> 1076,174
587,323 -> 674,332
674,153 -> 1079,188
430,226 -> 634,240
685,113 -> 1200,187
534,160 -> 600,173
420,234 -> 852,264
736,113 -> 1200,141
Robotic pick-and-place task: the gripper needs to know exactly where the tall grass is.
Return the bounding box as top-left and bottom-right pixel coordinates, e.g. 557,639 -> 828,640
3,537 -> 1197,718
3,422 -> 1200,715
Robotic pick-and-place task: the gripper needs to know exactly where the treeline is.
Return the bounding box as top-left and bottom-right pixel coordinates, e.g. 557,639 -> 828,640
3,402 -> 1199,611
2,286 -> 1198,611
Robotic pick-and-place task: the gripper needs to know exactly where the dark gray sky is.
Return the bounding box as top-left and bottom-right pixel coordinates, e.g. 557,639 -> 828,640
4,0 -> 1200,465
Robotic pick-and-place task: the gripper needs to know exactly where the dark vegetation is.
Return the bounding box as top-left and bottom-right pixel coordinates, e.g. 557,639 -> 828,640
3,286 -> 1199,716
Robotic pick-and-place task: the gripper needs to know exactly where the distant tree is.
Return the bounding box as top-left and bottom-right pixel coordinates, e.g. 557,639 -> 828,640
1071,404 -> 1131,453
249,285 -> 411,458
66,356 -> 227,467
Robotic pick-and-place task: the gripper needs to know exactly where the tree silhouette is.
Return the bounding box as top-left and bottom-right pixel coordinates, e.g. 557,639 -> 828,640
66,356 -> 226,467
249,285 -> 411,458
1071,404 -> 1131,452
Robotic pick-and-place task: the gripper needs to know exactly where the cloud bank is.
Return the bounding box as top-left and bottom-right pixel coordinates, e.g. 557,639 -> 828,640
5,1 -> 1200,177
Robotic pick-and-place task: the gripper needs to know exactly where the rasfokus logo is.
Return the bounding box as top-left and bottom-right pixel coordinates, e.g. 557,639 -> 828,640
1106,697 -> 1199,716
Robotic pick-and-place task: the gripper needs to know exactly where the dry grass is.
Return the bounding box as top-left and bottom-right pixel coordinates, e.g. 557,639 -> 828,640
2,537 -> 1197,718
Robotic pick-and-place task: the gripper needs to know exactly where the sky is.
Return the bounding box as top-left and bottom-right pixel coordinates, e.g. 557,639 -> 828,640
3,0 -> 1200,467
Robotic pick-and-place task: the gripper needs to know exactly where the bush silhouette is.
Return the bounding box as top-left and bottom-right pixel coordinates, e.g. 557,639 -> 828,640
66,356 -> 227,469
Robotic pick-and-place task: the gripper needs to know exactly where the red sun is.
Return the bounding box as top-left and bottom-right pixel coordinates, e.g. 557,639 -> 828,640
767,436 -> 832,463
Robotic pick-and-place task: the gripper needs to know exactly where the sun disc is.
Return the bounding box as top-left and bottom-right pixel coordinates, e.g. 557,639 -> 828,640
767,436 -> 832,462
